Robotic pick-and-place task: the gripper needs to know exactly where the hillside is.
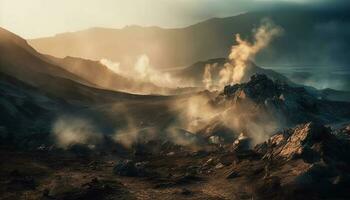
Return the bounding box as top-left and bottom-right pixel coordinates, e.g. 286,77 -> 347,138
0,27 -> 93,88
0,27 -> 182,148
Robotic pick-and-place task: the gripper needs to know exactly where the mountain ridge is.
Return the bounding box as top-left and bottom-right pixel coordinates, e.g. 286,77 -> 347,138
28,9 -> 350,70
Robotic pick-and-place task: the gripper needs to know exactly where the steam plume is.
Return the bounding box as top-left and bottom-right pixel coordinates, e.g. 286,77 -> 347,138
52,116 -> 102,149
219,18 -> 283,86
60,19 -> 285,150
202,64 -> 214,90
100,58 -> 121,74
100,54 -> 192,91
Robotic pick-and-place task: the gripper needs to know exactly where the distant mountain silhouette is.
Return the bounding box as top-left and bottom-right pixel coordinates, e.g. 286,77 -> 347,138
29,9 -> 350,69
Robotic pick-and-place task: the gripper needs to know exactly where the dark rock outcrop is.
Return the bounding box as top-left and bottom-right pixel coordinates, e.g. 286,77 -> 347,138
249,122 -> 350,199
256,122 -> 350,163
218,74 -> 350,125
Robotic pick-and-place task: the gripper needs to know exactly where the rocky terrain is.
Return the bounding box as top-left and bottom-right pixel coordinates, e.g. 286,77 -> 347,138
218,74 -> 350,125
1,19 -> 350,200
1,71 -> 350,199
1,121 -> 349,200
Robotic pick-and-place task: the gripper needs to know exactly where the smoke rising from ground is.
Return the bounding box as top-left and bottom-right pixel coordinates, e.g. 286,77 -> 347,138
173,94 -> 221,133
52,116 -> 103,149
203,63 -> 218,90
100,54 -> 192,91
52,19 -> 284,151
201,19 -> 283,89
102,19 -> 283,93
100,58 -> 121,74
173,93 -> 281,145
196,18 -> 285,144
112,116 -> 158,148
220,99 -> 282,145
51,92 -> 282,151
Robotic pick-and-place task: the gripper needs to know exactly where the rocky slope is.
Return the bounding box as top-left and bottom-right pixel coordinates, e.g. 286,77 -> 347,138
195,74 -> 350,146
0,28 -> 182,149
219,74 -> 350,124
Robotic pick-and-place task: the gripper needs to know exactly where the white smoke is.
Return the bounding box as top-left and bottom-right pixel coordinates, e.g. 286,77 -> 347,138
46,19 -> 286,152
134,54 -> 180,88
203,63 -> 218,90
173,92 -> 282,145
112,115 -> 158,148
100,58 -> 121,74
52,116 -> 102,149
218,18 -> 283,86
100,54 -> 190,89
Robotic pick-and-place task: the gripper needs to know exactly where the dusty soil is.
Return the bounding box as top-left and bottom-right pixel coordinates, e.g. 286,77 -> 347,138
0,147 -> 254,200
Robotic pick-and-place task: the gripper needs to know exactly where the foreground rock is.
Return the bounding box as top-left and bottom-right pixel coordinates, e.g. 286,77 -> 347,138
256,122 -> 350,162
225,122 -> 350,199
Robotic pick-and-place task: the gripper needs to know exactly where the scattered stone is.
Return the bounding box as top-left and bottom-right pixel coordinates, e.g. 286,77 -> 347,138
226,171 -> 240,179
113,159 -> 148,177
215,163 -> 224,169
209,135 -> 223,145
233,133 -> 251,152
204,158 -> 215,167
88,161 -> 99,170
166,152 -> 175,156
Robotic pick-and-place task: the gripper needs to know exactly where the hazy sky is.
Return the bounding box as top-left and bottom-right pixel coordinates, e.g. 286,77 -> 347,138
0,0 -> 346,39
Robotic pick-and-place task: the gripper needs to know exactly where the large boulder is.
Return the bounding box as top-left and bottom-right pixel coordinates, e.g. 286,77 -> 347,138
256,122 -> 336,162
228,122 -> 350,199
